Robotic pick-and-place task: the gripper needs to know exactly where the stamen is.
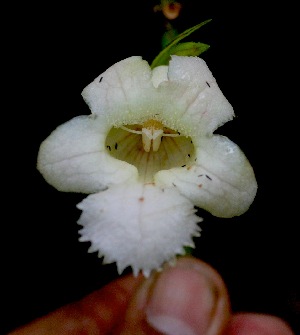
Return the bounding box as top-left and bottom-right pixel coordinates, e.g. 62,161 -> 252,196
120,126 -> 142,135
119,120 -> 181,152
142,128 -> 163,152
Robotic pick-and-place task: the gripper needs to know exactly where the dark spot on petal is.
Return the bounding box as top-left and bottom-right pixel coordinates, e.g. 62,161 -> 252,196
99,76 -> 103,82
139,197 -> 144,202
206,81 -> 210,87
198,184 -> 203,188
115,143 -> 118,150
205,175 -> 212,180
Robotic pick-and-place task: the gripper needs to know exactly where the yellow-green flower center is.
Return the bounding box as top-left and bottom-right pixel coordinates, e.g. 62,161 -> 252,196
105,119 -> 195,183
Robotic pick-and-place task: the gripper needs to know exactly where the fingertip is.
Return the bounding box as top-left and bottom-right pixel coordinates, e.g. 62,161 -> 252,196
226,313 -> 296,335
120,256 -> 231,335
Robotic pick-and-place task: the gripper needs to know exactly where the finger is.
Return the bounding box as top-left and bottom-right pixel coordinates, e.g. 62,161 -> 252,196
225,313 -> 295,335
8,273 -> 144,335
116,256 -> 231,335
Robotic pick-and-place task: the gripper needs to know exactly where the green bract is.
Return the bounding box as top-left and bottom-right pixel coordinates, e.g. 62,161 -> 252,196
151,19 -> 211,68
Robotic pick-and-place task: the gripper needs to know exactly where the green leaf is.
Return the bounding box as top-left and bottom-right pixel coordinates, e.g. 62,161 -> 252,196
152,42 -> 210,67
161,28 -> 179,49
169,41 -> 210,59
150,19 -> 212,69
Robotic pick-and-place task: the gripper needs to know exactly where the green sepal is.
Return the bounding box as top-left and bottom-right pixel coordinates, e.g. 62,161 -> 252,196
169,41 -> 210,58
150,19 -> 212,69
161,28 -> 179,49
183,246 -> 194,255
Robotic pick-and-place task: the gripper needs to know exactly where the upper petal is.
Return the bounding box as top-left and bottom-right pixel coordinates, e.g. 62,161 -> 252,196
37,115 -> 138,193
80,56 -> 234,141
77,182 -> 202,277
151,65 -> 168,88
155,135 -> 257,218
159,56 -> 235,136
81,56 -> 159,126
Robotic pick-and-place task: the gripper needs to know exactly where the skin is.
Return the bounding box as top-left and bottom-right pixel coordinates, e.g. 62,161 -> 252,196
8,256 -> 295,335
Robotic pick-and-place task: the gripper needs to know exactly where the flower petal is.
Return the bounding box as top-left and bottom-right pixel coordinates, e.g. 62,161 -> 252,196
77,183 -> 202,277
151,65 -> 168,88
37,115 -> 138,193
81,56 -> 159,126
158,55 -> 235,136
155,135 -> 257,218
81,56 -> 234,140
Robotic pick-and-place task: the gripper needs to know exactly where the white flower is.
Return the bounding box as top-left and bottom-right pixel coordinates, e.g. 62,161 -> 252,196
37,55 -> 257,277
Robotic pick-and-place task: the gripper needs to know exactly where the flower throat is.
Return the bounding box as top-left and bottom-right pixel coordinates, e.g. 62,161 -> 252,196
105,119 -> 195,183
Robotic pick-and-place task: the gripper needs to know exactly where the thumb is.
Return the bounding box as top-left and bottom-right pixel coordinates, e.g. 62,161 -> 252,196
117,256 -> 231,335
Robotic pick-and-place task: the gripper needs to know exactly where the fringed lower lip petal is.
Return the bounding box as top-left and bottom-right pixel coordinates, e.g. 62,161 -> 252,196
77,182 -> 202,277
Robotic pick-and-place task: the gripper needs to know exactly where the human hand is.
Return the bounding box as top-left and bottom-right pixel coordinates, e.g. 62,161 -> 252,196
8,256 -> 295,335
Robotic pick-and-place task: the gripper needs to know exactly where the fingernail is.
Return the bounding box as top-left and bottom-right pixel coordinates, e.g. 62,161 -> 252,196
145,263 -> 218,335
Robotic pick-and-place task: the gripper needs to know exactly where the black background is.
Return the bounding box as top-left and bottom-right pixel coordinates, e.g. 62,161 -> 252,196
2,1 -> 299,334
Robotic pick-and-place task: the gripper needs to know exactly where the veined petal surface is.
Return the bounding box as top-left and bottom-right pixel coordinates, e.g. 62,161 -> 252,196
37,115 -> 138,193
81,56 -> 234,139
77,183 -> 202,277
155,135 -> 257,218
81,56 -> 160,127
159,56 -> 235,137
